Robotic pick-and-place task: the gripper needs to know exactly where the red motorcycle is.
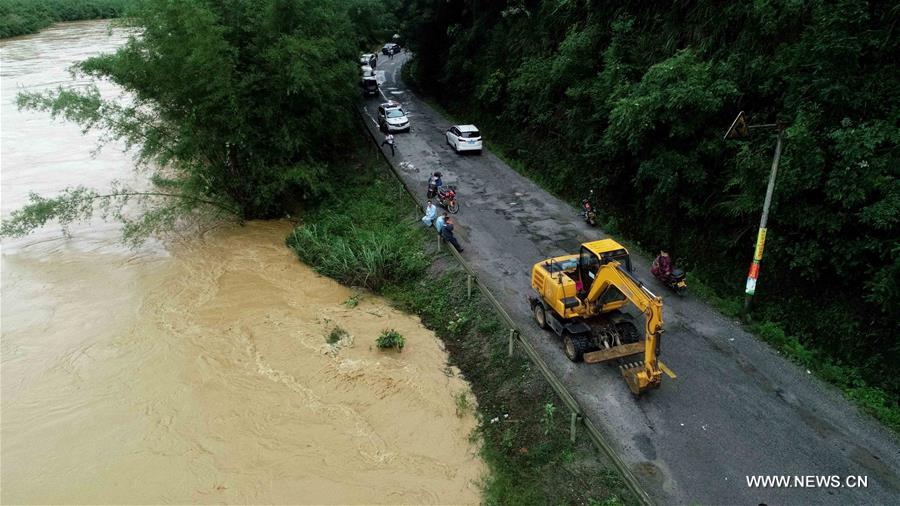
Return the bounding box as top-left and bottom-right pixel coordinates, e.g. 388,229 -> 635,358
436,186 -> 459,214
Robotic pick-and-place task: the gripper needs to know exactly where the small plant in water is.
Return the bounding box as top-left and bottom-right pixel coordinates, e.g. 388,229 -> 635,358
326,326 -> 348,345
343,294 -> 359,308
376,329 -> 405,351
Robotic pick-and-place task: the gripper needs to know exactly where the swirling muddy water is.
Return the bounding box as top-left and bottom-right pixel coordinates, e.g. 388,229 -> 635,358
1,20 -> 483,504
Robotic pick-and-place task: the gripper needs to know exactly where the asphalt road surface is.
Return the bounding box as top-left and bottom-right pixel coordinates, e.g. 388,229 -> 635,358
363,53 -> 900,505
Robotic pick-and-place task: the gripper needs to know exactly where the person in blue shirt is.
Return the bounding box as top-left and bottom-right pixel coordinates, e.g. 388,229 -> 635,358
435,212 -> 448,234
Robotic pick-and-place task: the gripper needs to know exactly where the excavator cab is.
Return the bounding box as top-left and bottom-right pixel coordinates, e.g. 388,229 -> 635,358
576,245 -> 632,312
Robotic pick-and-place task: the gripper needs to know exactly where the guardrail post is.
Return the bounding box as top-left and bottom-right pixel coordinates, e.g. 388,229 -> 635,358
467,274 -> 473,299
508,329 -> 516,357
570,412 -> 579,443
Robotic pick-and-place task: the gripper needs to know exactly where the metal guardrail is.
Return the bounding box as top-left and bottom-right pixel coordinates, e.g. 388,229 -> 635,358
360,113 -> 653,506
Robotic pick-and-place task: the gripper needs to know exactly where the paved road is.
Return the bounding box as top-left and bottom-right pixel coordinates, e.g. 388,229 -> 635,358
363,53 -> 900,505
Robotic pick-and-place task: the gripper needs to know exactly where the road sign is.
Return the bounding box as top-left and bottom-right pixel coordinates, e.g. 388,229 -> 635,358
724,111 -> 750,140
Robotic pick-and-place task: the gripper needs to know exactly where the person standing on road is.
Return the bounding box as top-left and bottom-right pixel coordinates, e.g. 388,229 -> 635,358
440,217 -> 464,253
380,133 -> 395,157
422,200 -> 437,227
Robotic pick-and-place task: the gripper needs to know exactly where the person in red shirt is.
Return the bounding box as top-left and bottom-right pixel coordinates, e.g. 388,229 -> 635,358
651,250 -> 672,281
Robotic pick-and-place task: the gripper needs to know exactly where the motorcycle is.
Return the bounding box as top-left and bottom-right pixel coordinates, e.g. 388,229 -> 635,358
581,189 -> 597,226
653,267 -> 687,294
435,186 -> 459,214
581,199 -> 596,226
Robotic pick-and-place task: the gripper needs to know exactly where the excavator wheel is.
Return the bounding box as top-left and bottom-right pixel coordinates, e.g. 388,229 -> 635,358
532,302 -> 548,329
615,321 -> 640,344
563,333 -> 592,362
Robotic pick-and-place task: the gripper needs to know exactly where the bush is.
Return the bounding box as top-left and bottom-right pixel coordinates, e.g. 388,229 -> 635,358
287,170 -> 429,291
375,329 -> 405,351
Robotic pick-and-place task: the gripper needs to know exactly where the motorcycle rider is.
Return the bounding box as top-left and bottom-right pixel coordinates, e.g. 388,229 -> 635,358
427,171 -> 443,199
581,189 -> 597,225
651,250 -> 672,282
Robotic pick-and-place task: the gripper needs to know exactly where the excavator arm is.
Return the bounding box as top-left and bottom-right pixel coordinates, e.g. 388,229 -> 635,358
582,261 -> 664,394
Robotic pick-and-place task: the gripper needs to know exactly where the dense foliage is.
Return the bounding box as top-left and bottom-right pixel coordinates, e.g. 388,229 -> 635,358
399,1 -> 899,401
2,0 -> 395,244
0,0 -> 133,38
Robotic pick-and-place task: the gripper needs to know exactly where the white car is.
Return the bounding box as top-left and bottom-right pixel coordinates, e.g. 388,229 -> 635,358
446,124 -> 482,153
360,53 -> 377,67
378,101 -> 410,132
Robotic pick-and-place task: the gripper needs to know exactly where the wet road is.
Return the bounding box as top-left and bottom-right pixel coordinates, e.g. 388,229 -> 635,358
363,53 -> 900,505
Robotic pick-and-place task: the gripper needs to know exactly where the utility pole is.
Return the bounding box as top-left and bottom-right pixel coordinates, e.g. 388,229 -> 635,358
724,111 -> 786,315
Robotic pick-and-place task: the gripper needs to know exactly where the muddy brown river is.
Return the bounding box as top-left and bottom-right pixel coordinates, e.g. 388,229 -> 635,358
1,20 -> 483,504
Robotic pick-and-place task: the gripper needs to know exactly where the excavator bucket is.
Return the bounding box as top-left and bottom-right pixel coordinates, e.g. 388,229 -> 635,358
620,361 -> 661,395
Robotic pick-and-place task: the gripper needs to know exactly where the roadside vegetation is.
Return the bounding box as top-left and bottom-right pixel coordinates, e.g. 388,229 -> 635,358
0,0 -> 133,39
398,0 -> 899,431
287,147 -> 634,504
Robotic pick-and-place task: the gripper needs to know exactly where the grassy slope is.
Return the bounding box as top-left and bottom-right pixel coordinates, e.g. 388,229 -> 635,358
402,63 -> 900,434
287,147 -> 635,505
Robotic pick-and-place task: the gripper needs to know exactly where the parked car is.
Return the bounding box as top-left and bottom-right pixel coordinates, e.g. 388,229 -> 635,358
361,76 -> 378,97
446,124 -> 482,153
382,43 -> 400,55
360,65 -> 375,78
359,53 -> 377,67
378,101 -> 410,132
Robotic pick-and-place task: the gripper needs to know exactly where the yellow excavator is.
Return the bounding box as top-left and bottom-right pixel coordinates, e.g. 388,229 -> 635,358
529,239 -> 663,394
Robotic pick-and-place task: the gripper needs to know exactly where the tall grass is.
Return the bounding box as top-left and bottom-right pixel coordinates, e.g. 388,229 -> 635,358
286,176 -> 429,292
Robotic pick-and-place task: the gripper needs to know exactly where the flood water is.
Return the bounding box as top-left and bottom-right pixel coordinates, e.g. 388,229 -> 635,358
1,20 -> 483,504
